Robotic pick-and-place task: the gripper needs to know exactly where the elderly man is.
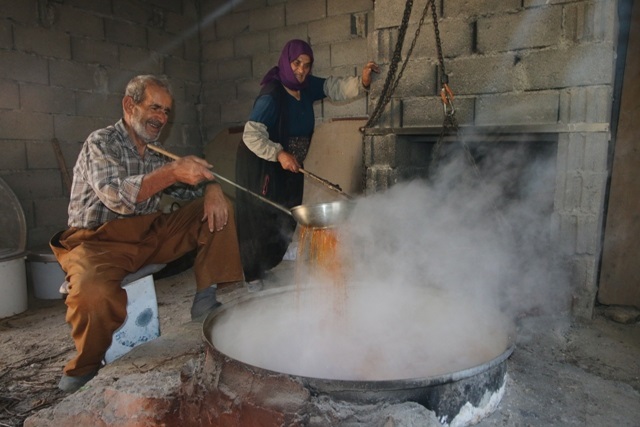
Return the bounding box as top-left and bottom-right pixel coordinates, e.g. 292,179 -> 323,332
50,74 -> 243,393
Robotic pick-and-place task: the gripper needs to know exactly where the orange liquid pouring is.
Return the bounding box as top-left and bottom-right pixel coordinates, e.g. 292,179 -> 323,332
296,225 -> 348,314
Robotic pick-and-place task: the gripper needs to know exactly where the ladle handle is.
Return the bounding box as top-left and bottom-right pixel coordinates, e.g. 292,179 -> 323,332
147,144 -> 293,216
299,168 -> 353,200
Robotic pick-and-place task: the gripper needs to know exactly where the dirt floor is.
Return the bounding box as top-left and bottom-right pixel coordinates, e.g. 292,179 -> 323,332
1,261 -> 640,427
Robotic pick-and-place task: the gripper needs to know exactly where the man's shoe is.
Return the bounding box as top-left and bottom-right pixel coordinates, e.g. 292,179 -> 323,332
191,285 -> 221,321
58,371 -> 98,393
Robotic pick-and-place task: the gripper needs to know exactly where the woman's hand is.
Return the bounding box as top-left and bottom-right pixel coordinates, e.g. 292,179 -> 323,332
361,61 -> 380,89
277,150 -> 300,172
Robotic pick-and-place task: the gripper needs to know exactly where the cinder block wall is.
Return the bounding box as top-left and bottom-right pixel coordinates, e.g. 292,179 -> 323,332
198,0 -> 374,142
364,0 -> 620,318
0,0 -> 203,249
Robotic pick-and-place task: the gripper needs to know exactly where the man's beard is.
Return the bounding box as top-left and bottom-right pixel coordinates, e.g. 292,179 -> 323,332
131,113 -> 163,143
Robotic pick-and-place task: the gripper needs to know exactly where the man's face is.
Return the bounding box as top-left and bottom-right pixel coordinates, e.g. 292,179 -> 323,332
129,84 -> 173,143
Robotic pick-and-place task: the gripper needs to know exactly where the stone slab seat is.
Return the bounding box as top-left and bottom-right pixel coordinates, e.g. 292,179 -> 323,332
58,263 -> 167,364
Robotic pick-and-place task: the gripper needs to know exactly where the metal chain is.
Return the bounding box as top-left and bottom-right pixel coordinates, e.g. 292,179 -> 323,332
364,0 -> 416,129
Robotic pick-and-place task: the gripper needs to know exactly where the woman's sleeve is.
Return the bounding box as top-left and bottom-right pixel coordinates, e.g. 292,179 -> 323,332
243,120 -> 283,161
323,75 -> 364,101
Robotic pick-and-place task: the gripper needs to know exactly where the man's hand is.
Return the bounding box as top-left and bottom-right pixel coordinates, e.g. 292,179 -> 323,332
203,183 -> 228,232
171,156 -> 215,185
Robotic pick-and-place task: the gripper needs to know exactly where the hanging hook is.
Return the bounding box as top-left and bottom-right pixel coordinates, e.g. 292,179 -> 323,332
440,82 -> 455,118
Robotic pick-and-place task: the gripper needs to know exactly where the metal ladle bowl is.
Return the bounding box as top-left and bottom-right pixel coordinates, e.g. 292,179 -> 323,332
291,200 -> 355,228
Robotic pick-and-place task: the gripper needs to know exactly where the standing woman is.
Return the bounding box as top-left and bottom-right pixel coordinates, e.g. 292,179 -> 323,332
235,39 -> 379,288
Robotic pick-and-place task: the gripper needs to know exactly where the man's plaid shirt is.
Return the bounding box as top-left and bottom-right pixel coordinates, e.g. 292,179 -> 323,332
67,119 -> 202,229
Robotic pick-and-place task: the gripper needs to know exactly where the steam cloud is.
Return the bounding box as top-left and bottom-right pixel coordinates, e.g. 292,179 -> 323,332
210,140 -> 571,381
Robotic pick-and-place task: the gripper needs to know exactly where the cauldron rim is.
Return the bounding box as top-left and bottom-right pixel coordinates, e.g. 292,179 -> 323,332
202,284 -> 516,391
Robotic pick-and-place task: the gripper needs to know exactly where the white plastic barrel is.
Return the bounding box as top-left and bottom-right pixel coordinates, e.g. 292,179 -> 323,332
0,250 -> 28,318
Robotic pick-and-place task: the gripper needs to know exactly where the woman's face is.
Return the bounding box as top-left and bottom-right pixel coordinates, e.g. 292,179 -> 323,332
290,54 -> 312,84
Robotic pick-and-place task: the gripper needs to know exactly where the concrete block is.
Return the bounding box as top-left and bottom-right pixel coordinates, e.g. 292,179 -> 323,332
0,79 -> 19,109
0,111 -> 54,140
444,0 -> 520,18
373,0 -> 411,30
220,99 -> 254,124
217,58 -> 252,80
148,0 -> 183,14
148,29 -> 185,58
34,197 -> 70,227
201,61 -> 219,81
576,214 -> 599,255
328,0 -> 372,15
581,172 -> 607,215
2,170 -> 63,199
475,91 -> 559,126
77,92 -> 122,118
559,86 -> 612,124
366,165 -> 397,193
0,0 -> 37,24
564,171 -> 583,213
250,5 -> 285,31
251,51 -> 280,79
566,133 -> 586,171
402,18 -> 473,60
524,44 -> 615,90
54,115 -> 107,143
184,81 -> 201,104
20,84 -> 76,115
308,15 -> 352,45
112,0 -> 154,26
66,0 -> 112,15
446,54 -> 518,95
0,51 -> 48,84
383,59 -> 437,99
477,7 -> 563,53
107,69 -> 140,94
26,140 -> 62,169
0,19 -> 13,49
323,96 -> 368,119
286,0 -> 326,26
172,100 -> 198,125
120,46 -> 164,74
0,140 -> 26,169
202,39 -> 235,61
235,32 -> 270,57
237,78 -> 262,100
557,212 -> 578,254
105,19 -> 147,48
202,81 -> 238,104
331,38 -> 368,67
564,0 -> 617,44
582,132 -> 609,175
402,96 -> 474,127
72,37 -> 119,66
216,11 -> 250,38
164,10 -> 194,36
269,25 -> 309,53
54,6 -> 105,39
164,56 -> 200,82
49,60 -> 100,90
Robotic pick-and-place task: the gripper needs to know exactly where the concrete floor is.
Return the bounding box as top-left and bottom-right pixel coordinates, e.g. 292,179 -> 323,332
22,259 -> 640,426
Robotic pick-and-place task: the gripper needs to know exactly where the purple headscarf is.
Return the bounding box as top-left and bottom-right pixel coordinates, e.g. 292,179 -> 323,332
260,39 -> 314,90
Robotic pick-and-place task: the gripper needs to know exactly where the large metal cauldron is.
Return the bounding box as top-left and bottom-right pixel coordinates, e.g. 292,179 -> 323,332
203,284 -> 515,425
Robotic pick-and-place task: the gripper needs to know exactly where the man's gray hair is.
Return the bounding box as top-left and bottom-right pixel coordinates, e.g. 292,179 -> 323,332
125,75 -> 173,104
